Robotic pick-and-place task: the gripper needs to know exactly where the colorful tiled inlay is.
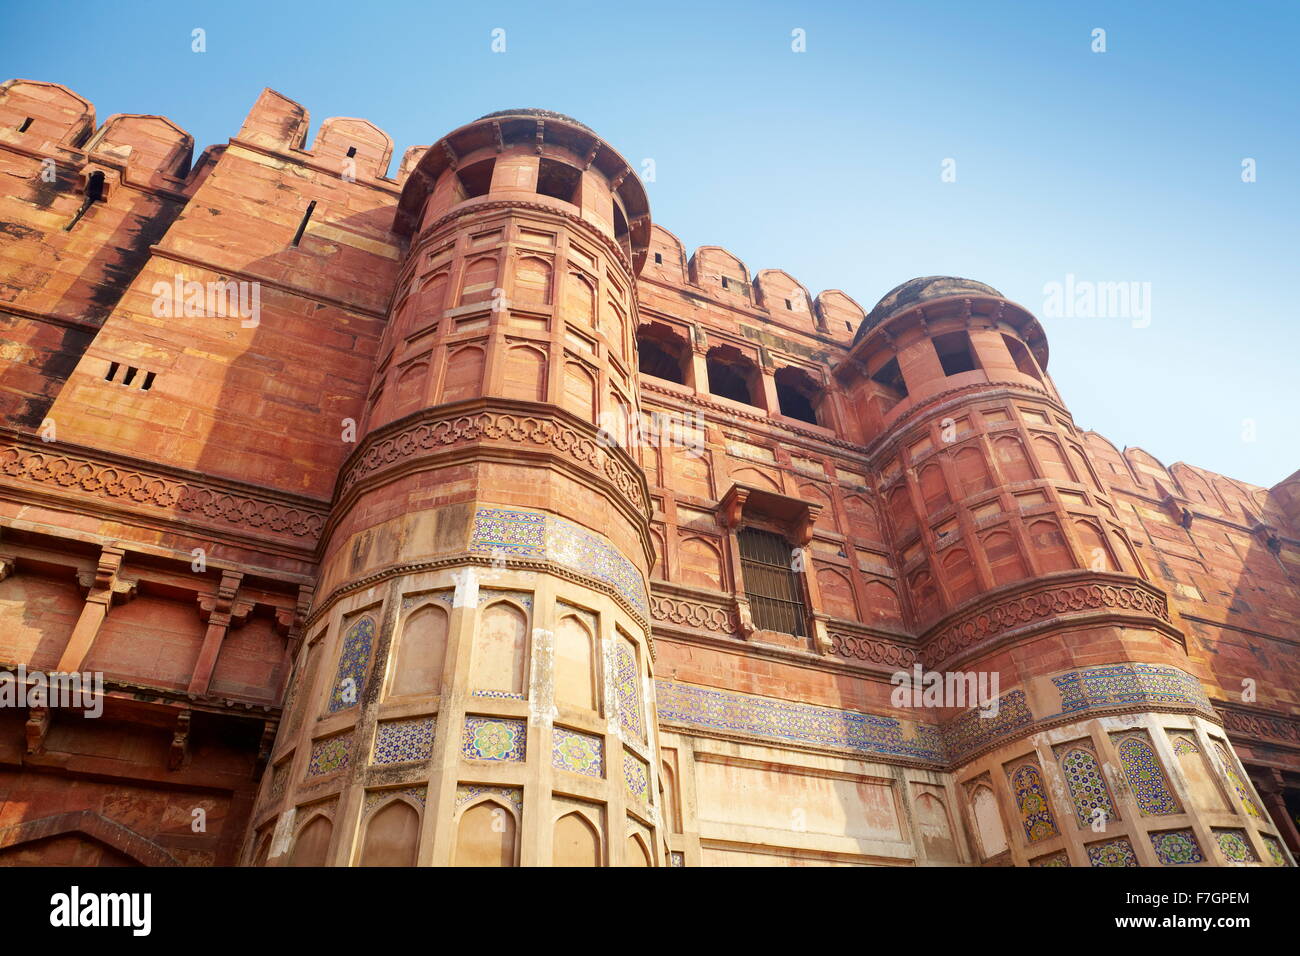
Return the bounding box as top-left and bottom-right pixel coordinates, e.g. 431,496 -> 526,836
624,751 -> 650,806
1261,834 -> 1289,867
327,615 -> 376,714
942,690 -> 1033,763
1086,837 -> 1139,867
364,786 -> 427,814
614,636 -> 645,743
1150,828 -> 1204,865
1212,741 -> 1263,818
1030,851 -> 1070,867
669,851 -> 684,867
372,716 -> 435,766
1213,828 -> 1258,863
1009,762 -> 1059,843
307,733 -> 351,777
552,726 -> 605,778
1116,733 -> 1180,816
461,716 -> 527,762
468,508 -> 648,615
655,680 -> 944,763
401,590 -> 452,611
1053,663 -> 1213,716
470,689 -> 527,700
1171,733 -> 1200,755
478,588 -> 533,609
455,784 -> 523,814
1058,745 -> 1116,829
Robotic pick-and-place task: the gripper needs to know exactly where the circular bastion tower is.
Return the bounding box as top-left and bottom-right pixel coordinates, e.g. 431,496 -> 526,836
838,277 -> 1286,867
248,110 -> 661,866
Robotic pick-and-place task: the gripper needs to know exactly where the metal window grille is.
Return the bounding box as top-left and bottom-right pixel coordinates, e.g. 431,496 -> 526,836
738,527 -> 807,636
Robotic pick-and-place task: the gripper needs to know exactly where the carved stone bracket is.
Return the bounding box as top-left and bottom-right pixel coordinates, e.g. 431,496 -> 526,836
25,706 -> 49,755
168,710 -> 191,770
76,547 -> 136,606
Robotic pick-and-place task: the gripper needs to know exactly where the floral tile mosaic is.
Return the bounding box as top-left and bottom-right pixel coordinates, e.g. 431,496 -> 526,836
307,733 -> 351,777
552,726 -> 604,778
1030,851 -> 1071,867
468,508 -> 647,616
1261,834 -> 1289,867
1053,663 -> 1213,716
655,680 -> 945,764
1057,745 -> 1116,829
372,716 -> 435,766
364,786 -> 427,814
1213,828 -> 1258,863
614,637 -> 645,743
455,784 -> 523,813
1212,741 -> 1263,818
1086,837 -> 1139,867
327,615 -> 376,714
668,851 -> 684,867
943,690 -> 1033,763
1170,733 -> 1200,755
1150,828 -> 1204,865
1115,733 -> 1181,816
1009,762 -> 1059,843
624,751 -> 650,806
461,716 -> 527,762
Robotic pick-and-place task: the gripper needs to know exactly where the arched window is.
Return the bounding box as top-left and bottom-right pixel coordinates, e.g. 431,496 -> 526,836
705,346 -> 761,407
636,323 -> 690,384
773,366 -> 824,426
536,158 -> 581,204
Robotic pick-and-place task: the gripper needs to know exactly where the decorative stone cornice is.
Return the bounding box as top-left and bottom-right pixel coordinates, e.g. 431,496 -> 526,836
0,429 -> 327,551
1217,703 -> 1300,752
919,571 -> 1175,669
333,399 -> 651,527
827,623 -> 919,668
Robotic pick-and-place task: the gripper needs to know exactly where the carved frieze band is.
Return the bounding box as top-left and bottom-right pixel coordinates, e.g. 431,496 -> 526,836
337,405 -> 649,515
828,628 -> 919,668
1218,706 -> 1300,749
921,575 -> 1171,668
0,438 -> 326,542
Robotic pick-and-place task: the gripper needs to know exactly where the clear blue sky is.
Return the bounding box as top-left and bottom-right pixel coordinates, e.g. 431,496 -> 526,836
4,0 -> 1296,487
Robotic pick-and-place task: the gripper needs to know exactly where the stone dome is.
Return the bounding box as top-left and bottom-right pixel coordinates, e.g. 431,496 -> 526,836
856,276 -> 1004,342
476,108 -> 593,132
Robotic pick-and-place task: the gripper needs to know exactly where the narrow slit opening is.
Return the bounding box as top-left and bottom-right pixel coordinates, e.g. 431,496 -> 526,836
292,201 -> 317,247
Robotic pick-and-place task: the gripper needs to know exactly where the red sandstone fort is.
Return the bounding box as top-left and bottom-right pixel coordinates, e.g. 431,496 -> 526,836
0,79 -> 1296,867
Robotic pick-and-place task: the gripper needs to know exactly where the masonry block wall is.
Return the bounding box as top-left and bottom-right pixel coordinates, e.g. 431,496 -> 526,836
0,80 -> 1296,867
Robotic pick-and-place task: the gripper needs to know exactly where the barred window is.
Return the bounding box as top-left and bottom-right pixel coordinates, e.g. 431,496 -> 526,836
738,527 -> 807,636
